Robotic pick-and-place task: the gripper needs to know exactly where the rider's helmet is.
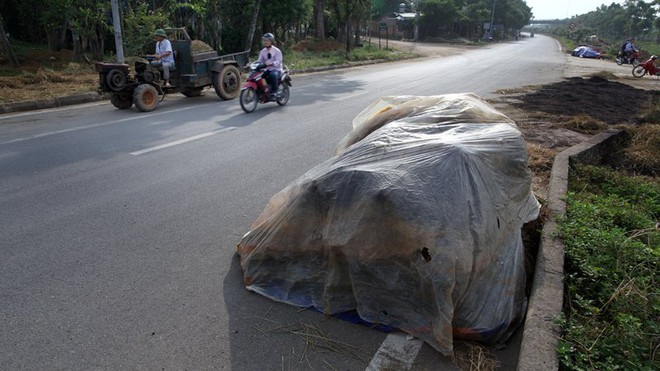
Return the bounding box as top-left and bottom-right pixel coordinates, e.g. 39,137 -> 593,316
262,33 -> 275,42
652,55 -> 658,60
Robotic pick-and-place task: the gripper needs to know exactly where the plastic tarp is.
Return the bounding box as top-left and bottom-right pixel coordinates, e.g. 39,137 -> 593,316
236,93 -> 540,355
571,45 -> 602,58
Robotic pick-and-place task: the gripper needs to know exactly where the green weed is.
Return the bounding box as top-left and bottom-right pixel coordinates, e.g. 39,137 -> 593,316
557,164 -> 659,370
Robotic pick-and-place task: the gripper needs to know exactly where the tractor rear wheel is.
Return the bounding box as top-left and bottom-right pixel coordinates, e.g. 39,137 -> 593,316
214,65 -> 241,100
111,94 -> 133,109
181,87 -> 203,97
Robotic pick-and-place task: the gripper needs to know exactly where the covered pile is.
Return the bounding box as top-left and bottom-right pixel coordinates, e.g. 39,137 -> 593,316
236,93 -> 540,355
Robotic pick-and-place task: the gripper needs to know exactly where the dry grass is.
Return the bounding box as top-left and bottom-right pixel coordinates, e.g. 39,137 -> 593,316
527,143 -> 556,173
191,40 -> 214,53
0,65 -> 97,103
494,85 -> 541,95
453,342 -> 500,371
620,124 -> 660,176
588,71 -> 619,80
561,114 -> 609,133
251,307 -> 367,368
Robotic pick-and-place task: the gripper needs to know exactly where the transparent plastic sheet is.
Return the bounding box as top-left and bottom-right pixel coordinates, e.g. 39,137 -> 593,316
236,93 -> 540,355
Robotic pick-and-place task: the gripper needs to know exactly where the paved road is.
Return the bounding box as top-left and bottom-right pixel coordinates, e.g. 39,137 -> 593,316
1,35 -> 565,370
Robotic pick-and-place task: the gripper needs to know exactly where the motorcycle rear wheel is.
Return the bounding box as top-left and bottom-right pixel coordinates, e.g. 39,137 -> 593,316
632,65 -> 646,78
276,85 -> 290,106
240,87 -> 259,113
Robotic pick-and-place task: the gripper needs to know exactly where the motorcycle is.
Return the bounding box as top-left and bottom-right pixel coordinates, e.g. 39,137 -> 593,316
616,49 -> 640,66
632,55 -> 659,78
239,61 -> 292,113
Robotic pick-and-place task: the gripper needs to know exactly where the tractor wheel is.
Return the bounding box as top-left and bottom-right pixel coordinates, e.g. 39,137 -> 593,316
106,69 -> 126,92
214,65 -> 241,100
110,94 -> 133,109
133,84 -> 159,112
181,87 -> 203,97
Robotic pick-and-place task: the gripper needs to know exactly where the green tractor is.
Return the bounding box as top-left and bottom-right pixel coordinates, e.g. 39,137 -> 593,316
95,28 -> 248,112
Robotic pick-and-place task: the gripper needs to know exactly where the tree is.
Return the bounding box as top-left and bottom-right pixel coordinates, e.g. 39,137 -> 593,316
246,0 -> 261,51
419,0 -> 461,38
0,13 -> 19,66
314,0 -> 325,39
69,0 -> 109,60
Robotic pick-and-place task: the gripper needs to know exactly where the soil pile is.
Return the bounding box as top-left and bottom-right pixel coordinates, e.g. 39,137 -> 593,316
512,76 -> 658,124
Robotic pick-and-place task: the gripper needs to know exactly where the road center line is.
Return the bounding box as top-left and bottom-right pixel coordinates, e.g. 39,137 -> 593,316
129,126 -> 236,156
366,332 -> 424,371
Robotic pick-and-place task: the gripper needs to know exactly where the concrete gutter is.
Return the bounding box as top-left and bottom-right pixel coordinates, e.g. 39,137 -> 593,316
516,129 -> 629,370
0,92 -> 105,114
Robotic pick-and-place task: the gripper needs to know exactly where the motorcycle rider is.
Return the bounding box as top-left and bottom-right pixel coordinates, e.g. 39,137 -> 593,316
621,38 -> 637,63
256,33 -> 283,97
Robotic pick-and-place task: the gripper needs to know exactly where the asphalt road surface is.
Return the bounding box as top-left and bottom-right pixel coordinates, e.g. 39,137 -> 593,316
1,35 -> 565,370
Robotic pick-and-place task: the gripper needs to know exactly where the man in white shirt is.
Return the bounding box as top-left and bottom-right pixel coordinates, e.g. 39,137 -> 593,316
149,29 -> 175,87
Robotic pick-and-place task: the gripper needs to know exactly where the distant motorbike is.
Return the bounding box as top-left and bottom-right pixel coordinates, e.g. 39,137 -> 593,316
632,55 -> 659,78
239,61 -> 292,113
616,49 -> 640,66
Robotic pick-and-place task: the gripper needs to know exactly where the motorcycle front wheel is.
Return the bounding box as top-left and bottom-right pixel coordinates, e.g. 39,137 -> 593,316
276,85 -> 290,106
632,65 -> 646,78
240,87 -> 259,113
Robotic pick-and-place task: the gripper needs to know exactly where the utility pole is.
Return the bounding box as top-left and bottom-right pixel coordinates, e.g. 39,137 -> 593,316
111,0 -> 125,63
489,0 -> 496,40
414,0 -> 420,42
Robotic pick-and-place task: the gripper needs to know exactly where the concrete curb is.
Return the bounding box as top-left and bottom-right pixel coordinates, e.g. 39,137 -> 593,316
0,92 -> 105,114
516,129 -> 629,370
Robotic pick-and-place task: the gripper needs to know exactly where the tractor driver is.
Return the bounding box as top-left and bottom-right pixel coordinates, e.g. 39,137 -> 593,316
256,33 -> 283,97
149,29 -> 175,87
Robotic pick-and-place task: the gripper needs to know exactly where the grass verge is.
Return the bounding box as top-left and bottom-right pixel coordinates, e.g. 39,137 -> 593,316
557,164 -> 659,370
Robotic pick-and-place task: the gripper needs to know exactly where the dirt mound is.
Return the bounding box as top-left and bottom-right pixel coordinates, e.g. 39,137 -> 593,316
513,76 -> 658,124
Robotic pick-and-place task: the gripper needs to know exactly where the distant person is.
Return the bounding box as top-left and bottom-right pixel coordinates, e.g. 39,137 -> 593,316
256,33 -> 283,97
621,38 -> 637,60
149,29 -> 175,87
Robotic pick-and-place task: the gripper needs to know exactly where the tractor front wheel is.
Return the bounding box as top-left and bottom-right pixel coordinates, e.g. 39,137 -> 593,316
133,84 -> 159,112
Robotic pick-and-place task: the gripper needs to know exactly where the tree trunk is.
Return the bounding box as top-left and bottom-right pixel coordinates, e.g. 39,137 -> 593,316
0,14 -> 19,66
72,32 -> 82,62
314,0 -> 325,40
245,0 -> 261,52
332,1 -> 343,43
344,0 -> 353,60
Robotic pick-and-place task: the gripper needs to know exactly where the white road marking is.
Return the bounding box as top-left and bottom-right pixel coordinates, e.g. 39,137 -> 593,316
129,126 -> 236,156
336,92 -> 369,101
366,332 -> 424,371
0,105 -> 203,146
